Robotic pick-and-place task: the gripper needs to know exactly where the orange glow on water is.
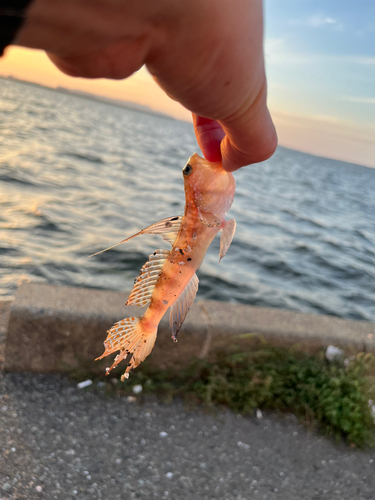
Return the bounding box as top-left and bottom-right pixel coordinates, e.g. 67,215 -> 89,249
1,47 -> 375,168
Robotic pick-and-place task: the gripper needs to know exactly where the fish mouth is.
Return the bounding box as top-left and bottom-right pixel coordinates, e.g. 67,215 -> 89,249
187,152 -> 222,170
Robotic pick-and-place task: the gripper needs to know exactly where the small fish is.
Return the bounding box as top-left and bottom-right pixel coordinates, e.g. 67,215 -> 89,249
93,153 -> 236,380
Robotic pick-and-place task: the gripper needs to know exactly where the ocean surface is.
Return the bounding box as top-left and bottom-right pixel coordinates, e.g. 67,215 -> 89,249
1,78 -> 375,322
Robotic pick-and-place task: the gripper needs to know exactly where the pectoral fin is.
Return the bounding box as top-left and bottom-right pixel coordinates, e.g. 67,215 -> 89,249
197,209 -> 221,228
219,219 -> 236,262
90,216 -> 183,257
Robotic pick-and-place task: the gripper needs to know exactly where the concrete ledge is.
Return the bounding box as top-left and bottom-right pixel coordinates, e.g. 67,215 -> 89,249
0,299 -> 12,335
4,282 -> 375,374
0,298 -> 12,370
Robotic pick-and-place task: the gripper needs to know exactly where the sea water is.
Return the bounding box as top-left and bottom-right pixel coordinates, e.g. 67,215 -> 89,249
1,78 -> 375,321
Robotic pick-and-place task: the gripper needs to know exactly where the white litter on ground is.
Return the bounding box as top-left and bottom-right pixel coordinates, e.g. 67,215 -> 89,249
237,441 -> 250,450
325,345 -> 344,362
77,380 -> 92,389
368,400 -> 375,421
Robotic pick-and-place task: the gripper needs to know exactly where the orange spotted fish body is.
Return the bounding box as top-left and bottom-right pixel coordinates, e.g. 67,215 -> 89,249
95,153 -> 236,380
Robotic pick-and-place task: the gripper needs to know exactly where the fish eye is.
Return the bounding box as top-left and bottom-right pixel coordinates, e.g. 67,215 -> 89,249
183,164 -> 193,176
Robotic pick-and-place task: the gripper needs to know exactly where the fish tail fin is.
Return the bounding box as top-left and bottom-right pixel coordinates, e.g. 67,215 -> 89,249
96,316 -> 157,381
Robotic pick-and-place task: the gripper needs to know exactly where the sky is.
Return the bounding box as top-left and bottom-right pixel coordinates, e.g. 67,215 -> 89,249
0,0 -> 374,168
264,0 -> 375,167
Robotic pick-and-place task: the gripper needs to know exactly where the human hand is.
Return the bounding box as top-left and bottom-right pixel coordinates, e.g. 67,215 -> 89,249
17,0 -> 277,171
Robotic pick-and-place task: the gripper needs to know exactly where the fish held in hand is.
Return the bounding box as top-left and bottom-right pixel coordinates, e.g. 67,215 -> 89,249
94,153 -> 236,380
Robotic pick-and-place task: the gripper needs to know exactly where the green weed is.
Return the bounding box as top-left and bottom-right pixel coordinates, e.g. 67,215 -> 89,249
71,342 -> 375,448
127,345 -> 375,448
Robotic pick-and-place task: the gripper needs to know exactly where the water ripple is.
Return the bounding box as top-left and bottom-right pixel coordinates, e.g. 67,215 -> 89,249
60,151 -> 104,164
1,78 -> 375,322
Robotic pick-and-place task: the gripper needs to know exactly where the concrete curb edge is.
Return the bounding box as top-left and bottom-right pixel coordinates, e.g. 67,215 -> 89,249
3,283 -> 375,374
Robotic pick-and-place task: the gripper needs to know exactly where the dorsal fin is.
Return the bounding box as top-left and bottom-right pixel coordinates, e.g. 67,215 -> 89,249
169,273 -> 199,341
126,249 -> 169,307
90,216 -> 183,257
142,216 -> 183,245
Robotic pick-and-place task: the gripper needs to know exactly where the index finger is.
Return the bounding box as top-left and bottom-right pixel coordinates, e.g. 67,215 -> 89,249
192,115 -> 225,163
219,83 -> 278,171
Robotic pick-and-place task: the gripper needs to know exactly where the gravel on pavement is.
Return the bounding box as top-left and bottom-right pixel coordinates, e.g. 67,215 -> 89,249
0,371 -> 374,500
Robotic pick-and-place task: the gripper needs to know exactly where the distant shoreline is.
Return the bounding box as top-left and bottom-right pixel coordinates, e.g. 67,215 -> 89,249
0,75 -> 177,122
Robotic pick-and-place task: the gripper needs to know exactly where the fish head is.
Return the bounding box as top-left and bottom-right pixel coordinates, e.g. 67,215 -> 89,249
183,153 -> 236,223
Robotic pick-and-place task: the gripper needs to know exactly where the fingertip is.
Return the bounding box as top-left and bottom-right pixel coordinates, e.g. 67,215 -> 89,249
220,110 -> 278,172
220,137 -> 246,172
221,132 -> 278,172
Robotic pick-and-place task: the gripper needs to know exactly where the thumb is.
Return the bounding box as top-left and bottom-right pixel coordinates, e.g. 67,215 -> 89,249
192,103 -> 277,172
193,85 -> 277,172
219,84 -> 278,172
